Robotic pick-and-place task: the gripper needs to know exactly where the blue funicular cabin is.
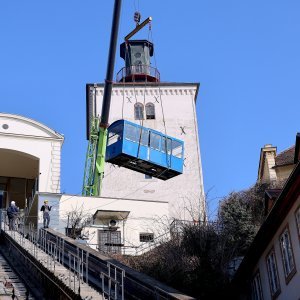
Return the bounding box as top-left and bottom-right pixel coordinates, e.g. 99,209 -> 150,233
106,120 -> 184,180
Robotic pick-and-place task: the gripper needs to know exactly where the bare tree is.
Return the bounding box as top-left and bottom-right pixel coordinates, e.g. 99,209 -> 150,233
65,205 -> 92,239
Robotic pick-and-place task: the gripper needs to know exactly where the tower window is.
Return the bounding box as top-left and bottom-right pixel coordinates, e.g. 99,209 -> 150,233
134,103 -> 144,120
145,103 -> 155,119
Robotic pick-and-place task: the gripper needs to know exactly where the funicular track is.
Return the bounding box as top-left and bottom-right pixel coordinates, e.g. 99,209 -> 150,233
42,229 -> 194,300
0,217 -> 194,299
0,217 -> 103,300
0,251 -> 35,299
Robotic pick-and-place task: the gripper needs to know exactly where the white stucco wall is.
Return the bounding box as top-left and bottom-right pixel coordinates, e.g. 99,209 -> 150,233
253,195 -> 300,300
87,83 -> 205,221
37,193 -> 169,254
0,113 -> 64,193
37,193 -> 60,229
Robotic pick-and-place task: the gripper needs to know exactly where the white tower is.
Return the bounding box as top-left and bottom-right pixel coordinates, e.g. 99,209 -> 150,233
86,39 -> 205,222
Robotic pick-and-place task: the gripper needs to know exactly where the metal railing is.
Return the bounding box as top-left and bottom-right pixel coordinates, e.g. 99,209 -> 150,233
0,215 -> 195,299
101,262 -> 125,300
0,212 -> 86,297
116,65 -> 160,82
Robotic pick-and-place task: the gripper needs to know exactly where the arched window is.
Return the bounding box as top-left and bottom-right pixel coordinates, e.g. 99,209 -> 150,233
134,103 -> 144,120
145,102 -> 155,120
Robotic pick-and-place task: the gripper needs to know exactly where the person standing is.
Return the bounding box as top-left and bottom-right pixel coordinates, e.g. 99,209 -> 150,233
7,201 -> 19,230
40,200 -> 51,228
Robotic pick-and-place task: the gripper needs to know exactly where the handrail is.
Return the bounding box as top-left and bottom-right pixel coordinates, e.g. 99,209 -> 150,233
116,65 -> 160,82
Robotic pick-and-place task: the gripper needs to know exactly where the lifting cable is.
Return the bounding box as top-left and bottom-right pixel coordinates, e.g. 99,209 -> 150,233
122,11 -> 170,169
148,24 -> 170,169
27,9 -> 173,218
136,27 -> 151,158
96,10 -> 169,184
121,67 -> 125,120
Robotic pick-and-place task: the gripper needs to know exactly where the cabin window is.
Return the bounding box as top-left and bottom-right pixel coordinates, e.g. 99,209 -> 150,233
107,124 -> 123,146
279,227 -> 296,282
251,271 -> 264,300
145,103 -> 155,119
172,140 -> 183,158
266,248 -> 280,297
125,123 -> 139,142
140,233 -> 154,242
161,137 -> 172,154
134,103 -> 144,120
137,128 -> 149,146
150,132 -> 161,150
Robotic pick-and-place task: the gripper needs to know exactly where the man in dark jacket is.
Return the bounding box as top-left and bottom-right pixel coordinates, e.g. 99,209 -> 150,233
40,200 -> 51,228
7,201 -> 19,230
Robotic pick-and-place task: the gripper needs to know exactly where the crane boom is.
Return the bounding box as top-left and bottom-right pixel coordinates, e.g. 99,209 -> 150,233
124,17 -> 152,41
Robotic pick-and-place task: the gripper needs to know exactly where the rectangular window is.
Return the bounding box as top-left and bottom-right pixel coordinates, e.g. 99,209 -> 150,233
98,230 -> 121,254
150,132 -> 161,150
279,227 -> 296,282
137,128 -> 149,146
161,137 -> 172,154
107,124 -> 123,146
251,271 -> 264,300
140,233 -> 154,242
134,103 -> 144,120
146,103 -> 155,120
0,183 -> 7,209
295,205 -> 300,241
266,249 -> 280,297
172,140 -> 183,158
125,123 -> 138,142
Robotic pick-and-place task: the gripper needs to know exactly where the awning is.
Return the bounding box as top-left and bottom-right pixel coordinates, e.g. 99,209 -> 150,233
93,210 -> 130,225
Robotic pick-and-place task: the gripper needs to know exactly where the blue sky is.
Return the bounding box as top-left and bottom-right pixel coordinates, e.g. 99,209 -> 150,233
1,1 -> 299,218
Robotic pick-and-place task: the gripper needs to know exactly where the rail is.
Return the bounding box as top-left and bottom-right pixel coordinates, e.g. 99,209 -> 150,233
0,211 -> 195,299
116,65 -> 160,82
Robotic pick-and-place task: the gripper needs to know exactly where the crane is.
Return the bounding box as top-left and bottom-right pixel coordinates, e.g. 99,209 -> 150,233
82,1 -> 152,197
82,0 -> 122,196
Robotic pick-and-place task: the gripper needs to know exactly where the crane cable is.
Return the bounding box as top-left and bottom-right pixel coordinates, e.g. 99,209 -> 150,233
148,24 -> 170,169
136,25 -> 152,158
121,66 -> 125,119
111,10 -> 170,175
122,15 -> 170,169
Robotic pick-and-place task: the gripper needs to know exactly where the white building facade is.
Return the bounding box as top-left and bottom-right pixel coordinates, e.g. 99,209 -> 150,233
36,192 -> 169,255
86,82 -> 205,222
234,140 -> 300,300
0,113 -> 64,209
0,112 -> 169,254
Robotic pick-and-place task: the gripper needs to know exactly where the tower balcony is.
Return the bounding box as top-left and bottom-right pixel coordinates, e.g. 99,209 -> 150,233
116,65 -> 160,83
